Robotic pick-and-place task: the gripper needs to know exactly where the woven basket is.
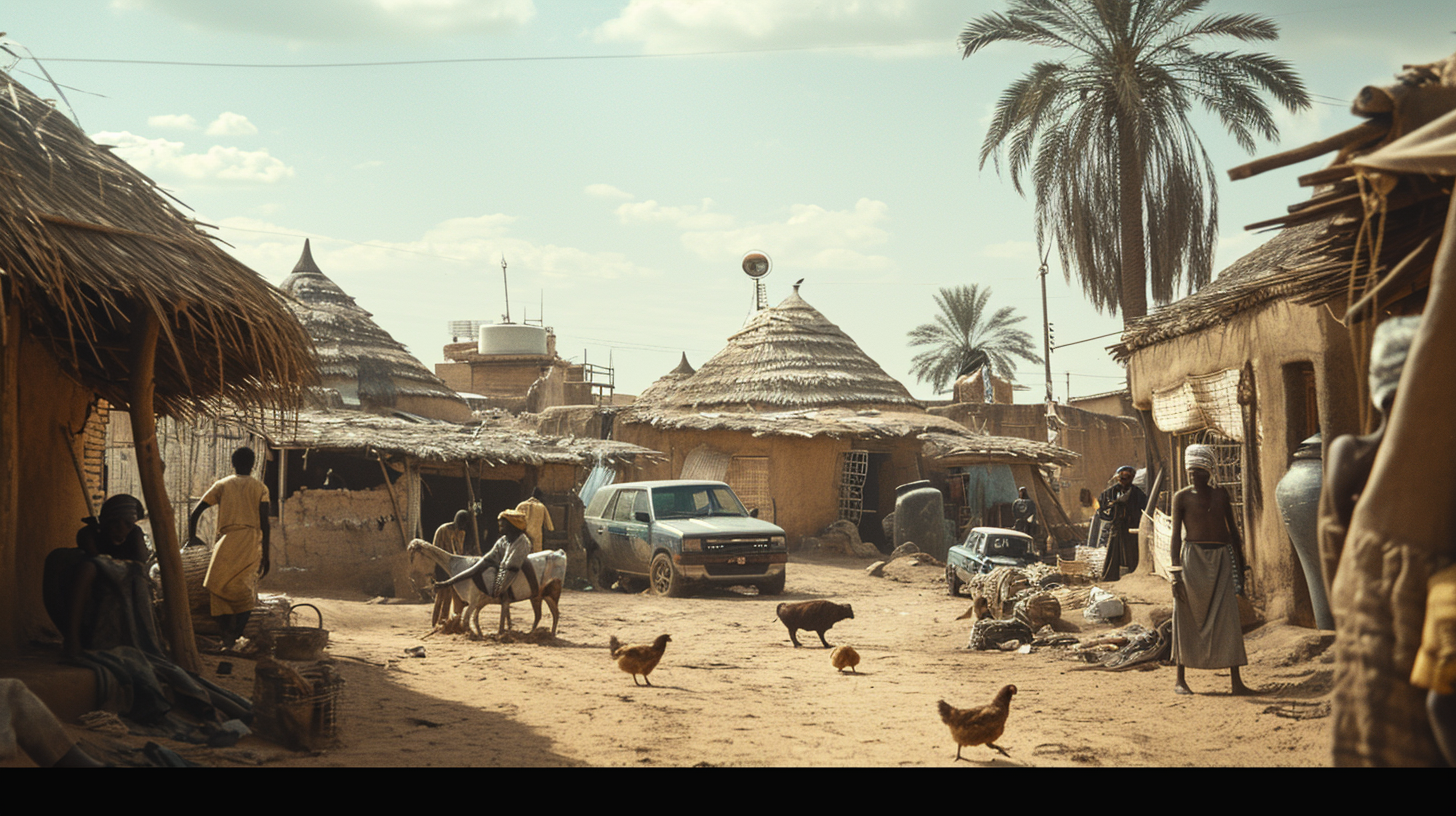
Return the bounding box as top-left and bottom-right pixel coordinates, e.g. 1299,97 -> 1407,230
266,604 -> 329,661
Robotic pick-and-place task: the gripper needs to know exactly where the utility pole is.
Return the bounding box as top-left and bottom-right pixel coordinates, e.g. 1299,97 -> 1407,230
1039,258 -> 1057,445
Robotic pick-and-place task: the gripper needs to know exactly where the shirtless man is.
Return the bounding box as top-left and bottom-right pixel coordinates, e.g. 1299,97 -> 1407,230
1170,444 -> 1251,696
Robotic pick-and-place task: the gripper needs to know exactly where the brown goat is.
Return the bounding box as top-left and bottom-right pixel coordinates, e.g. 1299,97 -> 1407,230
776,600 -> 854,648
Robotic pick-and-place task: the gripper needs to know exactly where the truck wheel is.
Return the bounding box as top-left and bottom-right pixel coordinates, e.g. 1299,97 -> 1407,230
758,570 -> 786,596
946,562 -> 963,597
588,549 -> 615,591
650,552 -> 688,597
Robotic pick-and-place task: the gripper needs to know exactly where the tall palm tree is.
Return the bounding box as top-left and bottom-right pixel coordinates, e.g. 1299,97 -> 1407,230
908,284 -> 1042,393
961,0 -> 1310,322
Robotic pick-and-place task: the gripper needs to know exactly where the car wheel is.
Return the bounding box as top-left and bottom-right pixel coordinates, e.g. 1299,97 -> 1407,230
650,552 -> 687,597
587,548 -> 615,591
946,561 -> 963,597
758,570 -> 786,596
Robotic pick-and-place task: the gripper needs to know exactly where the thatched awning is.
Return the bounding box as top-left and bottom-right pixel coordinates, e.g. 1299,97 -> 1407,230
243,409 -> 659,468
1111,220 -> 1335,358
919,431 -> 1080,468
662,287 -> 922,411
0,71 -> 316,417
622,405 -> 1074,465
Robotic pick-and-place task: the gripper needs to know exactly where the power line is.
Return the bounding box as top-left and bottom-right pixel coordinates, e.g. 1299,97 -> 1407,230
30,40 -> 947,70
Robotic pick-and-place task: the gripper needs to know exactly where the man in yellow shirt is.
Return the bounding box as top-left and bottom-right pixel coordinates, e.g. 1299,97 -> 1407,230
188,447 -> 270,650
514,488 -> 554,553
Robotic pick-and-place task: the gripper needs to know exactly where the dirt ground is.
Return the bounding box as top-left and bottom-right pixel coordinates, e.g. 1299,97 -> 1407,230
69,552 -> 1335,767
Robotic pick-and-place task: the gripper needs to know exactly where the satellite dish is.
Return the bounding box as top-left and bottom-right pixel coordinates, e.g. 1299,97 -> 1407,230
742,251 -> 772,279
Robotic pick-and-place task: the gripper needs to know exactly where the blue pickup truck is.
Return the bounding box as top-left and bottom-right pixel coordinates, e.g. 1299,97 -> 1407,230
584,480 -> 788,597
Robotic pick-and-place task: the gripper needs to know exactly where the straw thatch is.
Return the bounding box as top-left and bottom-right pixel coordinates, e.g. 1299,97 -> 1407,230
241,408 -> 659,468
919,431 -> 1080,468
659,287 -> 922,411
0,71 -> 316,416
1111,220 -> 1336,358
632,352 -> 695,408
280,241 -> 468,415
1207,54 -> 1456,323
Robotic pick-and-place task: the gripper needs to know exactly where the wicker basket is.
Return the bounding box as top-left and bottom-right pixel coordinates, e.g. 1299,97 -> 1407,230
252,659 -> 343,751
266,604 -> 329,661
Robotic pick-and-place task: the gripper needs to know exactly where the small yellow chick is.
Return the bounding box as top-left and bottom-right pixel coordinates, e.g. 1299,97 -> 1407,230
831,645 -> 860,673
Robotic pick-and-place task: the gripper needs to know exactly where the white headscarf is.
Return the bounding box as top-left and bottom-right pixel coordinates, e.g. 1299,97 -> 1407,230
1184,444 -> 1216,475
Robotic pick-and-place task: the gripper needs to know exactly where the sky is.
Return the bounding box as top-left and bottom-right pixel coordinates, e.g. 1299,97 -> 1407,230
3,1 -> 1452,404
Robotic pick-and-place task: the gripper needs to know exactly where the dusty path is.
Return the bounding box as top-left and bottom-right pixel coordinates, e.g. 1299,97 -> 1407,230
89,553 -> 1334,767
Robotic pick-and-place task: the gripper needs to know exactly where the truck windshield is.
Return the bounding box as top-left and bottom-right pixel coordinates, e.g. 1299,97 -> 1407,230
651,485 -> 748,519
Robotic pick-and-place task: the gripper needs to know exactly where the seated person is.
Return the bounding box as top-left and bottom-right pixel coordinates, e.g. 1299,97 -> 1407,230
43,494 -> 160,658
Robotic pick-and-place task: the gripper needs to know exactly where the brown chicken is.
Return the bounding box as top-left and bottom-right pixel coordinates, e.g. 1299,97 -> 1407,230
938,684 -> 1017,760
830,645 -> 860,673
609,634 -> 671,687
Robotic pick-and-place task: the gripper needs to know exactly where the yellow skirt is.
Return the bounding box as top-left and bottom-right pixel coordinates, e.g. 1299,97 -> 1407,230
203,526 -> 262,616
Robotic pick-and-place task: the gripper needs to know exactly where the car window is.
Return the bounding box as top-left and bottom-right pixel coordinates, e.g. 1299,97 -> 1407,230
651,485 -> 748,518
586,488 -> 613,519
611,490 -> 644,523
985,535 -> 1029,558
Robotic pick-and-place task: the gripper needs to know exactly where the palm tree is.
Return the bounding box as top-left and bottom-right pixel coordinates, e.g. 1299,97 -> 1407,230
961,0 -> 1310,322
908,285 -> 1042,393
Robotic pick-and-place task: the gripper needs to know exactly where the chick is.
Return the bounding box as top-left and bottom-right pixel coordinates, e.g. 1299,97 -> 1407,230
609,634 -> 671,687
938,684 -> 1017,761
830,645 -> 860,674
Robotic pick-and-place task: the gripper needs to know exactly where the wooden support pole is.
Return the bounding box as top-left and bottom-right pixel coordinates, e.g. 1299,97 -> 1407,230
376,452 -> 410,547
128,309 -> 200,673
463,459 -> 482,555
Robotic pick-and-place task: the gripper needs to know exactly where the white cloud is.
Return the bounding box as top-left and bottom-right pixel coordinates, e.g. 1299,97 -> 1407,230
113,0 -> 536,43
206,111 -> 258,136
594,0 -> 960,56
615,198 -> 735,230
147,113 -> 197,130
91,131 -> 295,184
981,240 -> 1037,262
585,183 -> 634,200
678,198 -> 893,272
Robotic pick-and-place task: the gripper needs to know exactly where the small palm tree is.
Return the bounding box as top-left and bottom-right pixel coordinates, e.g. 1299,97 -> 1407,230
908,285 -> 1042,393
961,0 -> 1310,322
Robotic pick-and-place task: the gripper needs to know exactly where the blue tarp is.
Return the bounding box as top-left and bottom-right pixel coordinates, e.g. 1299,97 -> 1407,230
957,464 -> 1019,514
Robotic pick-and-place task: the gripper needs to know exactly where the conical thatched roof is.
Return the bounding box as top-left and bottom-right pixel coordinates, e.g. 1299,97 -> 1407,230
0,70 -> 316,417
659,288 -> 921,411
280,241 -> 468,419
634,352 -> 696,408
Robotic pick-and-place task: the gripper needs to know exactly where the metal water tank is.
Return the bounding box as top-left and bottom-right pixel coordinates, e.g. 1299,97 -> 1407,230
478,323 -> 548,356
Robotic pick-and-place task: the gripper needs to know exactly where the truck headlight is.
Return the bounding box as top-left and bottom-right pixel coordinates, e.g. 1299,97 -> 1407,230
681,538 -> 702,552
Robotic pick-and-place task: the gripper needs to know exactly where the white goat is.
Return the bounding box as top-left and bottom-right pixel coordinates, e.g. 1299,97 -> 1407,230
407,539 -> 565,638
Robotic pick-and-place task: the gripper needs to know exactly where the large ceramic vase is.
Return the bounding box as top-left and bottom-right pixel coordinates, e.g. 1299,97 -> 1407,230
893,480 -> 949,561
1275,433 -> 1335,630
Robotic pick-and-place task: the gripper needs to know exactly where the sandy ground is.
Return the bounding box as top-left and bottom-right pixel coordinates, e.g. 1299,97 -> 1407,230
69,552 -> 1334,767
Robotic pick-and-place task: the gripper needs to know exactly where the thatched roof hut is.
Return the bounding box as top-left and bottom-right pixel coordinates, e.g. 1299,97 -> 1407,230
616,286 -> 1074,549
0,71 -> 316,663
656,287 -> 921,412
281,241 -> 471,422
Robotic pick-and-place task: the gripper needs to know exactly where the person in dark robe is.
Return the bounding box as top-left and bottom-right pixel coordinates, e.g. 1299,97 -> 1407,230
43,494 -> 161,658
1011,486 -> 1040,553
1097,466 -> 1146,582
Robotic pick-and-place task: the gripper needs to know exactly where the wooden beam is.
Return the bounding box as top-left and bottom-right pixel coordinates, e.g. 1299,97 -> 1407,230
128,309 -> 200,672
1227,121 -> 1386,181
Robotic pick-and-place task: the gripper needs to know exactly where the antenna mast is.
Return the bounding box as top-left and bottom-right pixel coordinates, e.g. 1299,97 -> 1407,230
500,255 -> 512,324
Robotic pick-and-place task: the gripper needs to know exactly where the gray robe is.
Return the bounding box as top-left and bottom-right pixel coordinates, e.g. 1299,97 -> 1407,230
1172,543 -> 1247,669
